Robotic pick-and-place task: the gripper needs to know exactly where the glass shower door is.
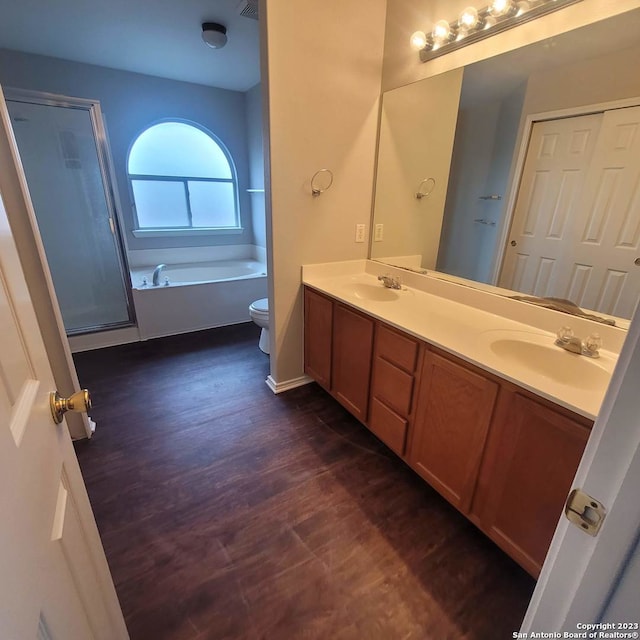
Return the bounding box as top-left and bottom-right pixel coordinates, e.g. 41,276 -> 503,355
6,93 -> 134,335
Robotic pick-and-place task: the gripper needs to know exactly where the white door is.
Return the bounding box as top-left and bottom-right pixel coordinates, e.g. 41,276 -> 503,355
500,107 -> 640,318
0,95 -> 128,638
522,295 -> 640,629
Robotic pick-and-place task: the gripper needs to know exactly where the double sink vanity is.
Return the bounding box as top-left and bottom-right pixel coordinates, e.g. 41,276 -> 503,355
302,260 -> 624,577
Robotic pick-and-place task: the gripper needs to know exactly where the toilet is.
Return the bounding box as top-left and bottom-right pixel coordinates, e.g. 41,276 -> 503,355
249,298 -> 270,354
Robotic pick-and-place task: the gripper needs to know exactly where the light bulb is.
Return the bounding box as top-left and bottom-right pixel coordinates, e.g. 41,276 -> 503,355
409,30 -> 427,50
458,7 -> 480,31
490,0 -> 514,16
484,15 -> 497,29
516,0 -> 531,15
432,19 -> 452,43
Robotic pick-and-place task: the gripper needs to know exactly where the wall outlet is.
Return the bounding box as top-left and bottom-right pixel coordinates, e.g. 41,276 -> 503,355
374,224 -> 384,242
355,224 -> 366,243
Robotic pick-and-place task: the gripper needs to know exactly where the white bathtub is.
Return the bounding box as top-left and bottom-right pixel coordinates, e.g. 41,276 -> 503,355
131,259 -> 268,340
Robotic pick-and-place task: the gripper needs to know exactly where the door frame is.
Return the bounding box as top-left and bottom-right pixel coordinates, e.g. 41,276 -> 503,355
5,87 -> 137,334
489,95 -> 640,286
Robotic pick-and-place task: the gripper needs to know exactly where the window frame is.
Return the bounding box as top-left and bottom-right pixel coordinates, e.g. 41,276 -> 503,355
127,120 -> 242,237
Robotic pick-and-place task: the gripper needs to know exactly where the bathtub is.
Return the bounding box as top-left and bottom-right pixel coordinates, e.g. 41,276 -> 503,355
131,259 -> 268,340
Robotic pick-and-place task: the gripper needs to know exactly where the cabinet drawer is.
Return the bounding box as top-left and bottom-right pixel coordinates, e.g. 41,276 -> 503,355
371,356 -> 414,418
369,398 -> 408,456
376,325 -> 419,373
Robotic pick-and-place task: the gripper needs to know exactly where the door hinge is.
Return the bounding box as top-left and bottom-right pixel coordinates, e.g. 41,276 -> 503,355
564,488 -> 606,537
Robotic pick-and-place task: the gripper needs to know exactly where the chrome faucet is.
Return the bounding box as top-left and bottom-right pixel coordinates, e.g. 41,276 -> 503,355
152,264 -> 166,286
378,274 -> 402,290
555,326 -> 602,358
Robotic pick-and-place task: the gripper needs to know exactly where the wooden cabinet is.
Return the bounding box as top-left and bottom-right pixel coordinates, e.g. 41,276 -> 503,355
471,390 -> 590,576
409,350 -> 498,513
331,303 -> 374,422
369,325 -> 421,456
304,288 -> 333,390
302,285 -> 593,576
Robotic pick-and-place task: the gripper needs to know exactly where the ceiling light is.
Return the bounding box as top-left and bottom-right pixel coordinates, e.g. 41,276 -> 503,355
201,22 -> 228,49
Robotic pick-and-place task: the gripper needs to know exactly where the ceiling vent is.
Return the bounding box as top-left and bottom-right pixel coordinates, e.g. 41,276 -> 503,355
237,0 -> 259,20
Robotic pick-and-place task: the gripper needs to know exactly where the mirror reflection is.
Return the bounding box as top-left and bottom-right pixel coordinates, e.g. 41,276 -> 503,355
371,10 -> 640,323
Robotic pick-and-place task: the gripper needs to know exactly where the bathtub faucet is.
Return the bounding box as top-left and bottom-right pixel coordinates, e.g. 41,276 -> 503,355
152,264 -> 166,286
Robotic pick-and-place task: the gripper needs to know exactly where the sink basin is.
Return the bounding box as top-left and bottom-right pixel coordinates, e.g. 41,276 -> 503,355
486,333 -> 610,390
345,283 -> 399,302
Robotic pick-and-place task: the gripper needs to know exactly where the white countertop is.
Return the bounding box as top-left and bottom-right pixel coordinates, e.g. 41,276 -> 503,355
302,260 -> 624,421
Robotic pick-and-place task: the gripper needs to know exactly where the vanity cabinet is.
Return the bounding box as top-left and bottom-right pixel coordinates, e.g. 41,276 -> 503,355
471,390 -> 591,576
409,350 -> 498,513
331,303 -> 375,422
302,285 -> 592,576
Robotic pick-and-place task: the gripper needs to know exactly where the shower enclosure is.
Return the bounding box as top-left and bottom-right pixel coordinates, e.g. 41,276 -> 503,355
6,90 -> 134,335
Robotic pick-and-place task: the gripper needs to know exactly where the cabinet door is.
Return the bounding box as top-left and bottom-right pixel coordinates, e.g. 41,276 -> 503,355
472,391 -> 590,577
409,350 -> 498,513
304,288 -> 333,390
332,304 -> 374,422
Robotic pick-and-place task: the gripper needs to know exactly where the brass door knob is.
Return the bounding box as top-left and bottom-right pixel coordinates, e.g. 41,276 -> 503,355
50,389 -> 92,425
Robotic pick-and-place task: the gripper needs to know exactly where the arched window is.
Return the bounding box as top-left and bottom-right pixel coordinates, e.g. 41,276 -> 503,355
128,121 -> 239,233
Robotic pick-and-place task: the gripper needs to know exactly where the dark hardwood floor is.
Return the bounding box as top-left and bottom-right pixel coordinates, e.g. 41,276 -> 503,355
73,323 -> 535,640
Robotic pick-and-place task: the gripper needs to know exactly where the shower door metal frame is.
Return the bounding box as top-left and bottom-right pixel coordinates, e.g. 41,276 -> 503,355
5,88 -> 136,335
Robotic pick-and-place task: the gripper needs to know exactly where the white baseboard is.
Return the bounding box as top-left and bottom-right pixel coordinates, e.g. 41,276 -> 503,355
69,326 -> 141,353
265,374 -> 313,394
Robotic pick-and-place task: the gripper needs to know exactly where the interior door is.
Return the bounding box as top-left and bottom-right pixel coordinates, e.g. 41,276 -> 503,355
0,93 -> 128,639
561,106 -> 640,319
501,107 -> 640,318
499,113 -> 603,297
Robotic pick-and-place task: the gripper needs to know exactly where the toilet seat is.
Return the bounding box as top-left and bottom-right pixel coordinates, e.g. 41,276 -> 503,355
250,298 -> 268,314
249,298 -> 270,354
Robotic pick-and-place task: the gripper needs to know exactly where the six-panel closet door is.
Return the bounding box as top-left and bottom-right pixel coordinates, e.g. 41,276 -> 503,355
500,105 -> 640,319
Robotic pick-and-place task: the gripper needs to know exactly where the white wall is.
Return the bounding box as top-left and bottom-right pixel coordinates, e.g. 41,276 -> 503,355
262,0 -> 387,387
371,68 -> 463,268
382,0 -> 640,91
521,41 -> 640,116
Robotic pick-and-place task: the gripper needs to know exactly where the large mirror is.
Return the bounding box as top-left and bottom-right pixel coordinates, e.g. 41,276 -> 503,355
371,9 -> 640,325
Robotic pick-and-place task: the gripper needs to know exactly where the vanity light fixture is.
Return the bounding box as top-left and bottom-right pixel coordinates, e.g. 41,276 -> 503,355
413,0 -> 583,62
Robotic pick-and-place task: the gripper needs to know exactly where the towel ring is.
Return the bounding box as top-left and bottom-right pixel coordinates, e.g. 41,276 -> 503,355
415,177 -> 436,200
311,169 -> 334,197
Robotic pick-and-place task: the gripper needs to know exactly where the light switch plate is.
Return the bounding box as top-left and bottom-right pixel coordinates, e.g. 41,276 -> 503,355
355,224 -> 365,243
374,224 -> 384,242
